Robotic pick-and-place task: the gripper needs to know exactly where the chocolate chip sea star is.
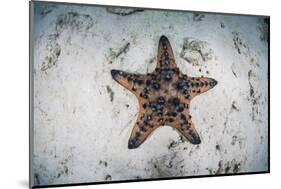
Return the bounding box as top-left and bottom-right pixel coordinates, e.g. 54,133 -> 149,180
111,35 -> 217,149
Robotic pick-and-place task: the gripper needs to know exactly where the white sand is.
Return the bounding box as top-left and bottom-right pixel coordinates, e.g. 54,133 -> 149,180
31,2 -> 268,186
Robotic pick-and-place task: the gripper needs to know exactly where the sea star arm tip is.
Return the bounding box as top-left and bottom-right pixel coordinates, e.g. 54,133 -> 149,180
174,117 -> 201,144
188,77 -> 218,99
111,69 -> 146,94
127,112 -> 160,149
128,124 -> 158,149
157,35 -> 177,69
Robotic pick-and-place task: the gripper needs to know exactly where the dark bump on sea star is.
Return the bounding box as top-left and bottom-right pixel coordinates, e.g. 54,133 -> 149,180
162,68 -> 173,81
140,126 -> 146,132
170,112 -> 177,117
175,82 -> 183,91
176,104 -> 185,112
157,96 -> 166,105
127,76 -> 133,82
152,82 -> 160,90
184,94 -> 190,99
180,114 -> 188,124
146,80 -> 151,86
135,132 -> 141,137
137,80 -> 144,85
170,97 -> 180,107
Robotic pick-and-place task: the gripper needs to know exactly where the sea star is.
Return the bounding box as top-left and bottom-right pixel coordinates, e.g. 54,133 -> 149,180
111,35 -> 217,149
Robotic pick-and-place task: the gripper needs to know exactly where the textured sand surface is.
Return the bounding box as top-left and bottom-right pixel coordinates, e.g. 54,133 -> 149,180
31,2 -> 269,186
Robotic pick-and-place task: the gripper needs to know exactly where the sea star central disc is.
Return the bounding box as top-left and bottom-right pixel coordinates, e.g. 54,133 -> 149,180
111,35 -> 217,149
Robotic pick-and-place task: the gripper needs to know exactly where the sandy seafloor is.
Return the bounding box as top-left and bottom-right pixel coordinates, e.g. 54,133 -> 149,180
31,1 -> 269,186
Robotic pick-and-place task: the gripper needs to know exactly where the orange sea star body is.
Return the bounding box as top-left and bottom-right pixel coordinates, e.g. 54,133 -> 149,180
111,35 -> 217,149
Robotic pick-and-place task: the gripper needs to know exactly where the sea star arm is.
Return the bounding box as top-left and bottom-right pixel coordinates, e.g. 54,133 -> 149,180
111,69 -> 147,96
188,76 -> 218,99
173,113 -> 201,144
157,35 -> 177,69
127,112 -> 160,149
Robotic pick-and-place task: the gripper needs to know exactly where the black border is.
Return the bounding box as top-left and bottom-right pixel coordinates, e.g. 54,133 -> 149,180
29,0 -> 270,188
